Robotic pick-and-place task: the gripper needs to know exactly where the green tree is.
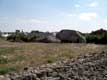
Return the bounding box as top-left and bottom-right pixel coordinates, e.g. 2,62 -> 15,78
0,30 -> 2,37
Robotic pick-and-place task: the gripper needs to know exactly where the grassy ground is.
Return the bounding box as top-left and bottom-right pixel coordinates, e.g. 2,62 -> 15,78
0,38 -> 107,74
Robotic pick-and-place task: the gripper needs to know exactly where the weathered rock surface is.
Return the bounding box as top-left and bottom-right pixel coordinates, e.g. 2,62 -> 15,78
7,51 -> 107,80
0,75 -> 10,80
56,30 -> 86,43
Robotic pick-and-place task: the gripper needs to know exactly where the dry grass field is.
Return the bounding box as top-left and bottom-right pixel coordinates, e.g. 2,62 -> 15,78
0,38 -> 107,74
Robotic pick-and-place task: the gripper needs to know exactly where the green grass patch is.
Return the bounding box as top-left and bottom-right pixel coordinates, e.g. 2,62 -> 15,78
0,47 -> 16,55
10,55 -> 27,63
0,55 -> 26,64
0,57 -> 8,64
0,47 -> 23,55
0,38 -> 7,42
0,67 -> 16,75
44,54 -> 58,63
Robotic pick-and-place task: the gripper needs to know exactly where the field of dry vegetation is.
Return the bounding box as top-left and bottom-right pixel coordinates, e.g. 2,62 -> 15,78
0,38 -> 107,75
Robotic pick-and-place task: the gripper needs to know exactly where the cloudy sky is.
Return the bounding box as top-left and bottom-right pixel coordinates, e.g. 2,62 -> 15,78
0,0 -> 107,32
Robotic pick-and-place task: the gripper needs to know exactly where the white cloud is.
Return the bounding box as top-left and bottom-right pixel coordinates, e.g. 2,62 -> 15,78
67,13 -> 77,17
67,14 -> 73,17
15,18 -> 48,24
0,17 -> 49,25
79,12 -> 97,21
89,2 -> 98,7
75,4 -> 80,8
60,12 -> 75,17
103,19 -> 107,23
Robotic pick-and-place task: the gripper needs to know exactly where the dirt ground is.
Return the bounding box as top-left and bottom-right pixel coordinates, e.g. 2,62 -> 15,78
0,39 -> 107,74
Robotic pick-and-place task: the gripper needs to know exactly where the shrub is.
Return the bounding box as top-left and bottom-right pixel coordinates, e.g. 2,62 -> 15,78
0,30 -> 2,37
7,30 -> 28,42
85,29 -> 107,44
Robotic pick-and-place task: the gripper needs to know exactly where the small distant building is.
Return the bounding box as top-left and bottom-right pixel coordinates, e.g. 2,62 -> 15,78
1,32 -> 13,37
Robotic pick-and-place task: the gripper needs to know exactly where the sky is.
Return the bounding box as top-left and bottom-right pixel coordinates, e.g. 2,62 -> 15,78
0,0 -> 107,32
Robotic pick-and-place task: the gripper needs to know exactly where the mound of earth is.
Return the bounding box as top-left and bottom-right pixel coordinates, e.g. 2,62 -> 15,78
2,51 -> 107,80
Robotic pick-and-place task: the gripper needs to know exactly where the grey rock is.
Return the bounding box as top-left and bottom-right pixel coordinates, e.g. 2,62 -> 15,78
0,75 -> 10,80
8,51 -> 107,80
56,29 -> 86,43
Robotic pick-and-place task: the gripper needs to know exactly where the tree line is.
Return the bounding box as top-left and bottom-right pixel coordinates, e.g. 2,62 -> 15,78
85,29 -> 107,44
0,29 -> 107,44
